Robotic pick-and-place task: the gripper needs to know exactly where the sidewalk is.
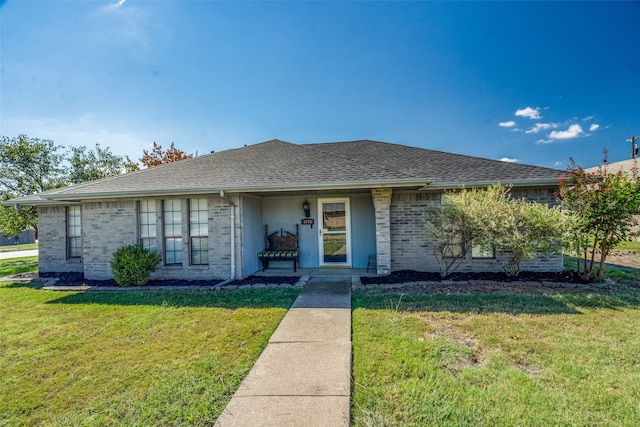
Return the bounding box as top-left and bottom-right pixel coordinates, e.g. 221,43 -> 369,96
215,277 -> 352,427
0,249 -> 38,260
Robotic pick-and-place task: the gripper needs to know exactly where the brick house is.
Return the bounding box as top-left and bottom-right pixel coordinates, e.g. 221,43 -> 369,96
6,139 -> 563,281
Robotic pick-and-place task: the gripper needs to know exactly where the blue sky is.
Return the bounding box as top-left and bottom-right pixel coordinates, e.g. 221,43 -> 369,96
1,1 -> 639,169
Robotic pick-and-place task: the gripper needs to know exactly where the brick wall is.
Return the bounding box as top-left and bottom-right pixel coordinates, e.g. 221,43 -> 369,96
390,188 -> 563,274
82,201 -> 137,280
38,195 -> 240,281
37,206 -> 83,273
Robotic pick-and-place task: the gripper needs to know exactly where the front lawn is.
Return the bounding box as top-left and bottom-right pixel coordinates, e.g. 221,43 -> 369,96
352,289 -> 640,426
0,281 -> 299,426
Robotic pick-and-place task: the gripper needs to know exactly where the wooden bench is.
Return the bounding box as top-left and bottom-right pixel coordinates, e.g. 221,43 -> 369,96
257,225 -> 300,272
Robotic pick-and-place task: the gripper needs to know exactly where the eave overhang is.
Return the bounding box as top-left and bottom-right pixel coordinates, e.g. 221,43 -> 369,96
18,178 -> 436,204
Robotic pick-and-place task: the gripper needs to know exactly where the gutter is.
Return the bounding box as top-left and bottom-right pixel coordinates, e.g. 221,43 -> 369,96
40,178 -> 435,202
211,190 -> 236,289
421,178 -> 561,191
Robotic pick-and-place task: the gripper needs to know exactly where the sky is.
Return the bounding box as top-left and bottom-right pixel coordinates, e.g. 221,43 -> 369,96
1,1 -> 639,170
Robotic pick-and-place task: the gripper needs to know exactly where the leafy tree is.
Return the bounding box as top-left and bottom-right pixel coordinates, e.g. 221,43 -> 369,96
486,197 -> 564,276
424,186 -> 493,277
425,184 -> 564,277
67,143 -> 125,184
127,142 -> 193,169
0,135 -> 66,236
558,160 -> 640,282
0,135 -> 66,195
1,135 -> 130,236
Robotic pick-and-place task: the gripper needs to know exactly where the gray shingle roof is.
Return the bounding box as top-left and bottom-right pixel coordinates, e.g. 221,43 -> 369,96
11,139 -> 563,204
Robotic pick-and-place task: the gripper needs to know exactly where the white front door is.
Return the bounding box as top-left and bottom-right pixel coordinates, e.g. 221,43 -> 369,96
318,198 -> 351,267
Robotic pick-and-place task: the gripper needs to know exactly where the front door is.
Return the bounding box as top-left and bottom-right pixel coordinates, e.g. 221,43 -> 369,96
318,198 -> 351,267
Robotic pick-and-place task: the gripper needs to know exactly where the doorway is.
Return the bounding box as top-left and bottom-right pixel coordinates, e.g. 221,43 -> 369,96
318,198 -> 351,267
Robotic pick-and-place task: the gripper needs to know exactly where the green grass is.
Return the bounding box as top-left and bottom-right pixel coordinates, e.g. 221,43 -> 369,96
0,243 -> 38,253
564,256 -> 640,282
0,257 -> 38,277
0,282 -> 299,426
615,241 -> 640,252
352,290 -> 640,426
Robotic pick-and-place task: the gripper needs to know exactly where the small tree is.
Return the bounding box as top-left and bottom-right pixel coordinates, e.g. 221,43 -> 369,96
425,184 -> 564,277
559,160 -> 640,282
424,186 -> 491,277
111,244 -> 162,286
491,199 -> 564,276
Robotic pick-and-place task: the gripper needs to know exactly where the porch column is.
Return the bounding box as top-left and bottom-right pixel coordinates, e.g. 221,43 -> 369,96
371,188 -> 392,275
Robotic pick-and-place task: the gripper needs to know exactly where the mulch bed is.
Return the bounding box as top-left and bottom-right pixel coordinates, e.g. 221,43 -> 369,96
37,272 -> 299,287
360,269 -> 586,285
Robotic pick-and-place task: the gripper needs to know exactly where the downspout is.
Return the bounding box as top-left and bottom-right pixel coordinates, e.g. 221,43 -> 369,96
211,191 -> 236,288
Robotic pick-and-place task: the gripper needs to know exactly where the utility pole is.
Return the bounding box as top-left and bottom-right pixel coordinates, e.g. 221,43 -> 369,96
628,135 -> 640,159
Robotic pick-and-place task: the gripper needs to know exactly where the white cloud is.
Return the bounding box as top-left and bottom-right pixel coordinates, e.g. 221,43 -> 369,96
499,121 -> 516,128
549,124 -> 584,140
525,123 -> 556,134
582,115 -> 594,122
554,161 -> 563,167
515,107 -> 542,120
589,124 -> 600,132
499,157 -> 518,163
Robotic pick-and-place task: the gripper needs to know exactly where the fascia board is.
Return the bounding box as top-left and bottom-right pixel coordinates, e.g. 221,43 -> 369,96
422,178 -> 560,191
43,179 -> 435,201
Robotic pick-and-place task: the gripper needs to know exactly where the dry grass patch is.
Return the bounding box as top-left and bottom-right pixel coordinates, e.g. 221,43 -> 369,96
352,290 -> 640,426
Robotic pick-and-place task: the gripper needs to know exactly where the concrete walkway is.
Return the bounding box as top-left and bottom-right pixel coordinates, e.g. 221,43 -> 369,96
215,277 -> 352,427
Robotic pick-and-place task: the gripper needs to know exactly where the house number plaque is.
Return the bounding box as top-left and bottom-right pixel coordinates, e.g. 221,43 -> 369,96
301,218 -> 314,228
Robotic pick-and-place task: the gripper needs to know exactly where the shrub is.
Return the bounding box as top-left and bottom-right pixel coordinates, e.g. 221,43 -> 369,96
424,184 -> 564,277
558,159 -> 640,282
111,244 -> 162,286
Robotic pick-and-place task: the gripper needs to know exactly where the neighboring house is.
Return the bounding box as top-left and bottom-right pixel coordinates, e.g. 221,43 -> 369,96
4,139 -> 564,280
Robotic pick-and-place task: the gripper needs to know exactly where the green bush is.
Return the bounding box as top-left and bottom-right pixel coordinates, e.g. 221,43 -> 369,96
111,244 -> 162,286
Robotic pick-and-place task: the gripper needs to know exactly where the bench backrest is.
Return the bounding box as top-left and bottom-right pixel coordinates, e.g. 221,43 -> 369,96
264,225 -> 299,250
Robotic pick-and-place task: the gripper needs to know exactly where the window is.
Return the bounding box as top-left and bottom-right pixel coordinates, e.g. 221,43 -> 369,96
67,205 -> 82,259
163,199 -> 182,265
442,234 -> 463,258
189,198 -> 209,265
472,243 -> 495,259
139,200 -> 157,252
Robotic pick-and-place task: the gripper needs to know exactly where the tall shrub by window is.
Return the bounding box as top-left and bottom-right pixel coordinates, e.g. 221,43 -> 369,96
139,200 -> 157,251
67,205 -> 81,259
163,199 -> 182,265
189,198 -> 209,265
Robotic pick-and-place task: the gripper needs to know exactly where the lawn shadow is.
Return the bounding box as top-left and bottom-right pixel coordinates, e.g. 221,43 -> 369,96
352,286 -> 640,315
3,279 -> 45,290
46,287 -> 300,309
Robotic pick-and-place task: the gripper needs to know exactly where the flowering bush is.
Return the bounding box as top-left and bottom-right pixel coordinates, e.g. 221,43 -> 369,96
558,160 -> 640,282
